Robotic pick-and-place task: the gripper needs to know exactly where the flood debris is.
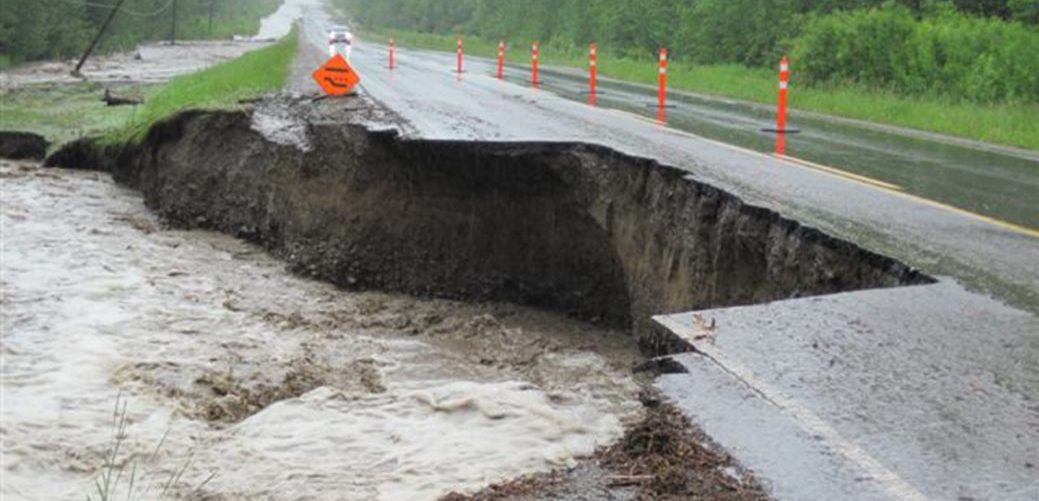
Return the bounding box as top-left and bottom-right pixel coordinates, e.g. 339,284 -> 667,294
102,88 -> 143,106
441,388 -> 769,501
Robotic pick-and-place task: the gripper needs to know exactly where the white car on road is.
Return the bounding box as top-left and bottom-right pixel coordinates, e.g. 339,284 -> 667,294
329,26 -> 353,60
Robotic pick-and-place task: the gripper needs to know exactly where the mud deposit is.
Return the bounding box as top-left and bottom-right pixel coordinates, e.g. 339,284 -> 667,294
0,159 -> 643,500
80,99 -> 930,350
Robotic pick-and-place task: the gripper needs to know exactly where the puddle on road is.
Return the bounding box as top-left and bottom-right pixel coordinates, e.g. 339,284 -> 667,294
0,159 -> 644,500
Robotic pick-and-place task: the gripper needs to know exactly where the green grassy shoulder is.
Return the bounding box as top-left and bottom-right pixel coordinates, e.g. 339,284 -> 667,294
1,82 -> 159,148
375,29 -> 1039,151
107,27 -> 297,144
2,28 -> 297,149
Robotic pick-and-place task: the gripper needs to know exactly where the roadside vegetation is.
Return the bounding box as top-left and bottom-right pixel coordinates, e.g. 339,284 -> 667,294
106,26 -> 297,143
0,83 -> 157,147
0,0 -> 281,69
1,28 -> 296,147
336,0 -> 1039,150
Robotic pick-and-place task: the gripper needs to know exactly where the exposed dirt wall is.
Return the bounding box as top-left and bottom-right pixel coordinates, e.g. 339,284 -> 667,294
57,107 -> 931,348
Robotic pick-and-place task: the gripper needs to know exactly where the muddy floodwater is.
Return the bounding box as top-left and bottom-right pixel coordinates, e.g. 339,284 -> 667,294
0,159 -> 645,500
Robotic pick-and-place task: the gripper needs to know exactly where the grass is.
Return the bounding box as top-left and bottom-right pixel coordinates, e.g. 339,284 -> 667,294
1,28 -> 297,149
1,82 -> 157,148
88,394 -> 214,501
105,27 -> 298,144
371,29 -> 1039,151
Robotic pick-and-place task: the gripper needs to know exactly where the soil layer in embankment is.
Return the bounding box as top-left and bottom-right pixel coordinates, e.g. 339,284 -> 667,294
48,96 -> 932,351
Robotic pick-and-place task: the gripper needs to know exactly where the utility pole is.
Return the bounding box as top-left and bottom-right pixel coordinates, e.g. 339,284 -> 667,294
208,0 -> 215,37
170,0 -> 178,45
72,0 -> 128,77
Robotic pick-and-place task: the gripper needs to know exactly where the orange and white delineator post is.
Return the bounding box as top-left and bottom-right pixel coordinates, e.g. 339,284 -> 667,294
777,55 -> 789,132
389,38 -> 395,69
497,40 -> 505,79
588,43 -> 598,106
457,38 -> 463,73
590,43 -> 598,96
532,42 -> 539,87
658,48 -> 668,108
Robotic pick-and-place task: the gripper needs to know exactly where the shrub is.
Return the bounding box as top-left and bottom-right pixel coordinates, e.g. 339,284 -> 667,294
794,3 -> 1039,103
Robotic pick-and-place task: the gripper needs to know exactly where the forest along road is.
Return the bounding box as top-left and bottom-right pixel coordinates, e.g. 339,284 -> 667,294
295,1 -> 1039,500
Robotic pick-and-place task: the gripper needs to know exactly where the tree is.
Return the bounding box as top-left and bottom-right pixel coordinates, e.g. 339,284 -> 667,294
1009,0 -> 1039,23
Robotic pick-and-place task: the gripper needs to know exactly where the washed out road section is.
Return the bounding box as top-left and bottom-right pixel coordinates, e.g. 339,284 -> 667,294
292,3 -> 1039,500
297,8 -> 1038,313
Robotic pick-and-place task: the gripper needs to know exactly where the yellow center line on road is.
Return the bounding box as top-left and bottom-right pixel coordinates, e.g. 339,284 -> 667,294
610,109 -> 1039,240
777,155 -> 904,192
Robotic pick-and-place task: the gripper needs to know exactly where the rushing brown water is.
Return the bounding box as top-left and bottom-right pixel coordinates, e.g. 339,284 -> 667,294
0,159 -> 644,500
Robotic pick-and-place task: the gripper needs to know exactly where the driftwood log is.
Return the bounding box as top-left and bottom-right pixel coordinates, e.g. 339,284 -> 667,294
103,88 -> 143,106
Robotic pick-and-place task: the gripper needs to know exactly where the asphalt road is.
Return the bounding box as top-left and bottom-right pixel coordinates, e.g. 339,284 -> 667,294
292,3 -> 1039,499
295,7 -> 1038,309
517,65 -> 1039,230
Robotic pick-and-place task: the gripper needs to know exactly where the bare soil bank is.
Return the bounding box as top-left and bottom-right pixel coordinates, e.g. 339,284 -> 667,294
46,100 -> 931,350
0,130 -> 48,159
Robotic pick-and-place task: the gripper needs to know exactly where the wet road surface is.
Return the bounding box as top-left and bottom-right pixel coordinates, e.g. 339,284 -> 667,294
292,2 -> 1039,499
517,66 -> 1038,229
456,54 -> 1039,231
320,26 -> 1039,311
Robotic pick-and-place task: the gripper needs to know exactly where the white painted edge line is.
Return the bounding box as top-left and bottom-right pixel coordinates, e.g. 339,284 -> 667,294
654,314 -> 930,501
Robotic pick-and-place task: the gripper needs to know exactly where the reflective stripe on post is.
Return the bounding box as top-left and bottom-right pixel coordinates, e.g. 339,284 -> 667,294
532,42 -> 539,88
497,40 -> 505,79
658,48 -> 668,108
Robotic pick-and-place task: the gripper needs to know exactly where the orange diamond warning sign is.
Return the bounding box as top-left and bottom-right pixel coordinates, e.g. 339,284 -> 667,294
313,54 -> 360,96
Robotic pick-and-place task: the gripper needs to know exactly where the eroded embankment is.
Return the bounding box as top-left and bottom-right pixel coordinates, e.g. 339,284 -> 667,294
53,107 -> 931,349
